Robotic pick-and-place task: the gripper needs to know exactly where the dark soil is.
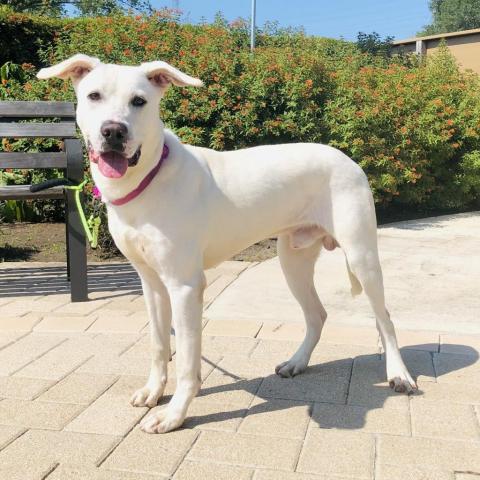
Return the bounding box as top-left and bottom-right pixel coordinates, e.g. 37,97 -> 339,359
0,222 -> 277,263
0,222 -> 122,263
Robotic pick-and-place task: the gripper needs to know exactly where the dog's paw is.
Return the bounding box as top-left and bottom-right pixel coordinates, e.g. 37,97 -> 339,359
388,373 -> 418,394
140,408 -> 184,434
130,385 -> 164,408
275,359 -> 307,378
386,355 -> 418,394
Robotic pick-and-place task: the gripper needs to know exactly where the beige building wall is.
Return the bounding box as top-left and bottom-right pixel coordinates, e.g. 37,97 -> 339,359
427,34 -> 480,74
393,29 -> 480,74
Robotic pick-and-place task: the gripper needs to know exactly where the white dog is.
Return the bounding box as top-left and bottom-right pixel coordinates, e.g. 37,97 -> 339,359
38,54 -> 417,433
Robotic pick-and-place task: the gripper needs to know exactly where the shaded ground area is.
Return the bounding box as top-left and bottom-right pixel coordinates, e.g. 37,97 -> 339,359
0,222 -> 276,262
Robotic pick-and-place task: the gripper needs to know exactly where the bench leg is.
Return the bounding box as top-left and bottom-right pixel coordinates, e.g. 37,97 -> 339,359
66,189 -> 88,302
65,138 -> 88,302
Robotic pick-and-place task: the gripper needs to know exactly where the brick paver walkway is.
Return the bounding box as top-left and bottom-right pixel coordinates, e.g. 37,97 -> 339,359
0,238 -> 479,478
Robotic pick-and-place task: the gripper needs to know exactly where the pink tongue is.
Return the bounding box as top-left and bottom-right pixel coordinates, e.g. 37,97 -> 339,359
97,151 -> 128,178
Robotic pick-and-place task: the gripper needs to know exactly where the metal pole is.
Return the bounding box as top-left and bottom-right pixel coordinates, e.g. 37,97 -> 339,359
250,0 -> 256,52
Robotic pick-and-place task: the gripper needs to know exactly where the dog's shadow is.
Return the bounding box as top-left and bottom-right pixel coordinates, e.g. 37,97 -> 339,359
171,344 -> 479,431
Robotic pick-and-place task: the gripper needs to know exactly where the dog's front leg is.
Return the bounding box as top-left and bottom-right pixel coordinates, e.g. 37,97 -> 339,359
130,263 -> 171,408
140,272 -> 205,434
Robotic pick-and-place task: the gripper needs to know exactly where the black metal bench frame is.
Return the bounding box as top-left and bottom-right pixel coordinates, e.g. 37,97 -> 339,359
0,101 -> 88,302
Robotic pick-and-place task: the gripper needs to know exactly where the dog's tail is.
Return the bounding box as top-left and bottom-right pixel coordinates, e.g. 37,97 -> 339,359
345,258 -> 363,297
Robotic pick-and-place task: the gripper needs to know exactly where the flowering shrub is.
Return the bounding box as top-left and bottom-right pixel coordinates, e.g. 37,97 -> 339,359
325,47 -> 480,208
1,11 -> 480,255
0,6 -> 63,67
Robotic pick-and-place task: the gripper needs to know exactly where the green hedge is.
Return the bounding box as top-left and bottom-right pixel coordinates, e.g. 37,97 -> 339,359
1,11 -> 480,254
0,7 -> 63,67
325,50 -> 480,208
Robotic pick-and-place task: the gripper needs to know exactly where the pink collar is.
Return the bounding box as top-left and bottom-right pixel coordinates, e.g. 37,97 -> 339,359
99,144 -> 169,207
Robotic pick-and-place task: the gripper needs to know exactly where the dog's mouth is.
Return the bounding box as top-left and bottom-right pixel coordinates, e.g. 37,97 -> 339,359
88,145 -> 141,179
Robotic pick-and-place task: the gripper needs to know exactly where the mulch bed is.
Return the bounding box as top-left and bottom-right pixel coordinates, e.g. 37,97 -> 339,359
0,222 -> 277,263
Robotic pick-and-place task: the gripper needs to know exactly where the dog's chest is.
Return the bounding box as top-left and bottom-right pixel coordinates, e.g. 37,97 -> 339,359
110,222 -> 164,265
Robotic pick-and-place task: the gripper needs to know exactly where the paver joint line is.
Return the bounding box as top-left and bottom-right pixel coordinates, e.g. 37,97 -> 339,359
0,426 -> 28,452
407,395 -> 414,438
95,410 -> 151,469
38,461 -> 58,479
3,336 -> 68,377
373,433 -> 379,480
94,434 -> 129,469
0,332 -> 29,354
169,426 -> 204,478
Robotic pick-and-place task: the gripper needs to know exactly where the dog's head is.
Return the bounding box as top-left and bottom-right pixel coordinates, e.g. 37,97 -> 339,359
37,54 -> 202,181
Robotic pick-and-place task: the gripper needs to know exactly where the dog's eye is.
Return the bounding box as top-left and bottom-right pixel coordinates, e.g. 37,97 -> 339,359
88,92 -> 101,101
131,96 -> 147,107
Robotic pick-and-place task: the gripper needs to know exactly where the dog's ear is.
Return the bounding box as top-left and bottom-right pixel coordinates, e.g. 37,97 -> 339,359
141,61 -> 203,89
37,54 -> 101,84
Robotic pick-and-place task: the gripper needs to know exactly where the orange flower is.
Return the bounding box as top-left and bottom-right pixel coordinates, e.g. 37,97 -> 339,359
305,79 -> 313,88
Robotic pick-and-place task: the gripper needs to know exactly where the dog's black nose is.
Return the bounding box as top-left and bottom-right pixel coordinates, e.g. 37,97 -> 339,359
100,121 -> 128,145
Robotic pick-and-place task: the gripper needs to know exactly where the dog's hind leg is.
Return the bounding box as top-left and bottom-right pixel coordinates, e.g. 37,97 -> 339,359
275,234 -> 326,377
341,236 -> 417,393
130,263 -> 172,408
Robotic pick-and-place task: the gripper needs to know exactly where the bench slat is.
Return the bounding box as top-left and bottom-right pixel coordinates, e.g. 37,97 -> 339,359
0,152 -> 67,169
0,122 -> 77,138
0,185 -> 64,200
0,101 -> 75,118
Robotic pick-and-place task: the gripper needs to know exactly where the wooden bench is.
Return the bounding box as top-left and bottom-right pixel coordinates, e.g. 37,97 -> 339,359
0,101 -> 88,302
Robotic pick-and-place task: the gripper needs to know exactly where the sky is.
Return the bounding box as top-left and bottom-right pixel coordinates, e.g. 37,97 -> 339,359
150,0 -> 432,42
